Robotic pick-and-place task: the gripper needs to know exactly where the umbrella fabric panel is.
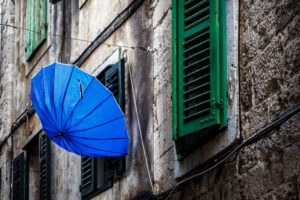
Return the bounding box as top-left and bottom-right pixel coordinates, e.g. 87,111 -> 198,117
42,64 -> 57,127
65,96 -> 125,134
60,66 -> 94,129
53,63 -> 74,129
31,72 -> 58,133
65,116 -> 128,140
61,78 -> 112,131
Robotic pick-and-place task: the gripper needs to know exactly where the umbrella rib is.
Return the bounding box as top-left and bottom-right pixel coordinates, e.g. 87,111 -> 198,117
65,135 -> 125,155
60,136 -> 67,150
63,93 -> 113,132
64,115 -> 123,134
52,65 -> 59,125
61,77 -> 95,131
60,66 -> 75,127
65,135 -> 129,140
63,136 -> 84,155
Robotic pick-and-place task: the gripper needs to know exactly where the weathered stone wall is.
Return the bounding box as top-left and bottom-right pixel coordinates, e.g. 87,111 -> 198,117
0,0 -> 299,199
172,0 -> 300,199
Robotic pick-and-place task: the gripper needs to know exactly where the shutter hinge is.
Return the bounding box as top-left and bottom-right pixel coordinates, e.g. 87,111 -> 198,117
211,99 -> 223,109
217,99 -> 223,109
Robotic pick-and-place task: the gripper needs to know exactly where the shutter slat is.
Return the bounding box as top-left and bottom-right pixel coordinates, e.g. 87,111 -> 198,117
184,56 -> 209,70
184,0 -> 209,14
184,7 -> 209,24
184,0 -> 197,7
184,107 -> 211,121
184,99 -> 211,112
184,65 -> 209,79
184,29 -> 209,44
184,73 -> 209,87
184,38 -> 209,54
184,82 -> 209,95
184,48 -> 209,62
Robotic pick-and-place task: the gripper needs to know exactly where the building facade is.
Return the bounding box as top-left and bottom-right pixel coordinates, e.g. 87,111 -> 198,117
0,0 -> 299,199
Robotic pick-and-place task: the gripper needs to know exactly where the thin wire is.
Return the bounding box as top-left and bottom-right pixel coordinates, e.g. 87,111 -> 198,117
0,23 -> 154,52
128,64 -> 155,193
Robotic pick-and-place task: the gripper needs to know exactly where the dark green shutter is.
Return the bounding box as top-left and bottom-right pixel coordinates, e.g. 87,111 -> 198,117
103,59 -> 126,177
80,59 -> 126,197
80,156 -> 96,197
104,59 -> 125,111
39,133 -> 51,200
26,0 -> 47,61
173,0 -> 226,139
13,153 -> 25,200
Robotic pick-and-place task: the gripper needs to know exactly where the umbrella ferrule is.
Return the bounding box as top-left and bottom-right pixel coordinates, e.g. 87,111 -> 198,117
53,132 -> 64,140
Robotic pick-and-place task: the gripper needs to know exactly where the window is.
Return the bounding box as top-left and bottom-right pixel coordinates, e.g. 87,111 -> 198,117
25,0 -> 47,61
172,0 -> 227,157
13,153 -> 25,200
15,132 -> 51,200
80,59 -> 126,199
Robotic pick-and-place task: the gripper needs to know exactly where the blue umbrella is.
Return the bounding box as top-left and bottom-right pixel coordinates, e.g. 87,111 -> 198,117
30,62 -> 129,157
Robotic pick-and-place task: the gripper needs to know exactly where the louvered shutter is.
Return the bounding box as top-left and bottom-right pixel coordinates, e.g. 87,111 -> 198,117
103,59 -> 126,177
80,156 -> 96,197
39,133 -> 51,200
80,59 -> 126,197
26,0 -> 47,61
173,0 -> 226,139
13,153 -> 25,200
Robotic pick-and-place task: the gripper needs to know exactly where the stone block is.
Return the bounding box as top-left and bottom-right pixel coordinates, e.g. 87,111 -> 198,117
242,99 -> 269,138
242,162 -> 265,200
274,0 -> 300,33
238,145 -> 261,174
253,36 -> 284,104
152,0 -> 171,29
240,62 -> 254,111
282,142 -> 300,182
283,38 -> 300,81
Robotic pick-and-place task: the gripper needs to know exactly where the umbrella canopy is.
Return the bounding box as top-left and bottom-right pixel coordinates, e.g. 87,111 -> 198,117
30,62 -> 129,157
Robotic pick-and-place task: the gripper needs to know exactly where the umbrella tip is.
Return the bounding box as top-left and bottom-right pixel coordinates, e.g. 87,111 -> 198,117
53,132 -> 64,140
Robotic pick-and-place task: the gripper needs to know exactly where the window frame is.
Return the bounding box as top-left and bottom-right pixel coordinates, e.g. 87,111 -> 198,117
173,0 -> 240,178
172,0 -> 227,158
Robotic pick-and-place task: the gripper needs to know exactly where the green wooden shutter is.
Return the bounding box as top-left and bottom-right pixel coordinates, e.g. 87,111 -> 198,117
13,153 -> 25,200
173,0 -> 226,139
26,0 -> 47,61
80,156 -> 96,197
39,133 -> 51,200
104,59 -> 125,111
